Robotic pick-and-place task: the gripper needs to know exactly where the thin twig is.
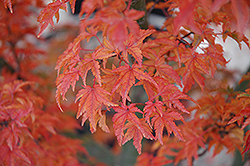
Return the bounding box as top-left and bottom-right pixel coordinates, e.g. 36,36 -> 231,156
198,147 -> 208,157
147,0 -> 160,17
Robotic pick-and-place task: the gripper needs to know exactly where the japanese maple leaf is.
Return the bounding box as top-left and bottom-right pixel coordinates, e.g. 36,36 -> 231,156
155,77 -> 193,114
0,127 -> 21,151
123,29 -> 155,66
112,104 -> 154,154
172,0 -> 200,35
0,145 -> 31,165
37,0 -> 67,37
111,64 -> 158,104
205,44 -> 227,77
79,0 -> 104,17
228,107 -> 250,129
122,119 -> 154,154
231,0 -> 250,37
152,109 -> 185,144
180,52 -> 210,92
75,84 -> 116,133
55,42 -> 80,75
101,66 -> 120,93
174,123 -> 206,166
143,100 -> 164,127
112,104 -> 142,146
152,36 -> 187,67
55,68 -> 79,111
78,53 -> 101,86
96,6 -> 145,50
154,57 -> 182,86
55,30 -> 97,74
93,37 -> 119,61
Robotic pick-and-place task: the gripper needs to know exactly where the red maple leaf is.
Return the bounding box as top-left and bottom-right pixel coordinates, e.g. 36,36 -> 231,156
111,64 -> 158,105
174,122 -> 206,166
112,104 -> 154,154
154,57 -> 182,86
78,53 -> 102,86
242,130 -> 250,154
55,68 -> 79,112
172,0 -> 200,35
86,3 -> 144,50
144,100 -> 187,145
123,29 -> 155,66
231,0 -> 250,37
228,107 -> 250,130
205,44 -> 227,77
154,77 -> 193,114
180,51 -> 210,92
93,37 -> 119,61
37,0 -> 67,37
123,119 -> 154,154
152,108 -> 185,144
79,0 -> 104,17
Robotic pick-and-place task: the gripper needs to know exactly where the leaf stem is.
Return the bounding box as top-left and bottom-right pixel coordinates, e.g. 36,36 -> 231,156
95,34 -> 104,47
80,48 -> 95,52
126,0 -> 132,11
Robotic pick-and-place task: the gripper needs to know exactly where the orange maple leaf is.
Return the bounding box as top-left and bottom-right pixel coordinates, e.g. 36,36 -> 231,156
144,100 -> 187,145
75,84 -> 116,133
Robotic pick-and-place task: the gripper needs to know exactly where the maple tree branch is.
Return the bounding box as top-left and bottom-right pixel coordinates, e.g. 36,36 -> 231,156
181,32 -> 194,39
161,8 -> 170,18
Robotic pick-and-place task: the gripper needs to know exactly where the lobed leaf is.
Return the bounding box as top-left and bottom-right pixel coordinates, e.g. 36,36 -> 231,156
37,0 -> 67,37
75,84 -> 116,133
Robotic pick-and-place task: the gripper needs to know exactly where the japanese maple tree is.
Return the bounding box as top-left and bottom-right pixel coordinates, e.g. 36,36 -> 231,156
1,0 -> 250,166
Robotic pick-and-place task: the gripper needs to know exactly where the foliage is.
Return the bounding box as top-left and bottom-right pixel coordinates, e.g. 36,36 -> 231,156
1,0 -> 250,166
